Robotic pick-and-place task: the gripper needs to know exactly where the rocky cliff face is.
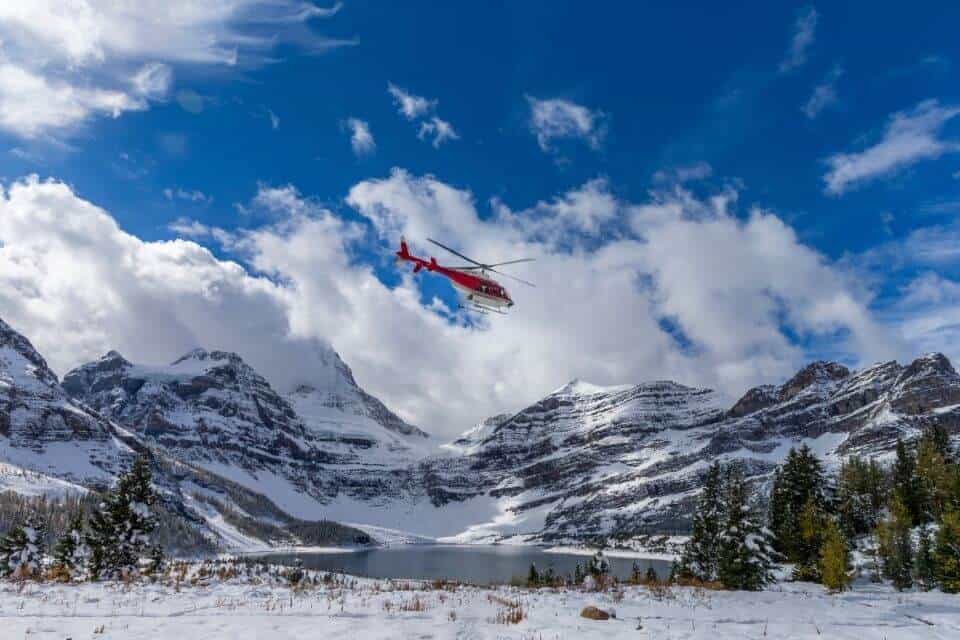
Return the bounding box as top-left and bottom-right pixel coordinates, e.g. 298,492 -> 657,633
6,311 -> 960,546
62,344 -> 429,520
424,354 -> 960,542
0,318 -> 128,486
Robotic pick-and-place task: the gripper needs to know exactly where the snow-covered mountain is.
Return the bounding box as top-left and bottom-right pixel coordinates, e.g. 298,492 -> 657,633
0,317 -> 130,490
421,355 -> 960,542
5,312 -> 960,547
62,344 -> 430,520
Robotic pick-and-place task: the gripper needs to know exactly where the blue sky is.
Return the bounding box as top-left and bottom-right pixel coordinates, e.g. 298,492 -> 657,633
0,2 -> 959,434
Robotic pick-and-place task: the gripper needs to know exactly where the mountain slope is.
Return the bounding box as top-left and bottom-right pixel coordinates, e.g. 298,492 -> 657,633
63,345 -> 430,521
423,354 -> 960,542
0,317 -> 129,489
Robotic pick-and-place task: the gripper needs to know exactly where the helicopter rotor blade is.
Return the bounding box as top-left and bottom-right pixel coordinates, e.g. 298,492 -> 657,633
427,238 -> 484,268
484,258 -> 535,268
488,267 -> 536,288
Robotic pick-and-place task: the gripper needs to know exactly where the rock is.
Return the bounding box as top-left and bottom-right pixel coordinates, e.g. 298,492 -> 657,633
580,606 -> 610,621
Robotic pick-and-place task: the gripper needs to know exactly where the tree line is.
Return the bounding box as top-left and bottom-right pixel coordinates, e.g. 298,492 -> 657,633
0,456 -> 164,581
678,427 -> 960,592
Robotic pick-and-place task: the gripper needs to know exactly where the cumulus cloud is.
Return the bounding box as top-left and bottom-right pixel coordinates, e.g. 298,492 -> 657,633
344,117 -> 375,156
387,83 -> 436,120
527,96 -> 607,152
803,65 -> 843,119
779,6 -> 819,73
823,100 -> 960,195
0,171 -> 910,439
417,117 -> 459,148
0,1 -> 347,139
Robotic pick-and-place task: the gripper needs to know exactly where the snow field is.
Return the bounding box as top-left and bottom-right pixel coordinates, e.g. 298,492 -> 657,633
0,565 -> 958,639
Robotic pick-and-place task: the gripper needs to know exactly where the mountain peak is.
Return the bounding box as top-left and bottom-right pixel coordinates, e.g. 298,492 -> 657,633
779,360 -> 850,401
0,316 -> 59,389
552,378 -> 631,396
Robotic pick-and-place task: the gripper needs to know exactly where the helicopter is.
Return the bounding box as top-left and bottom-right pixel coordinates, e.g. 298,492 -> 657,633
395,237 -> 535,314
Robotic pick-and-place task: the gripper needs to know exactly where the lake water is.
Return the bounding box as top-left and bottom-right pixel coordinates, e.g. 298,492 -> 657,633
255,545 -> 672,585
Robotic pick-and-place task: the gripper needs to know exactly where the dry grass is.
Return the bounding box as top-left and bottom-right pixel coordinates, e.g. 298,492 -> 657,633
487,593 -> 525,625
399,595 -> 428,612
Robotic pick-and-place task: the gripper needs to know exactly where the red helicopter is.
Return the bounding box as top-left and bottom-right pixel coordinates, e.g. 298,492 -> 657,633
396,237 -> 535,314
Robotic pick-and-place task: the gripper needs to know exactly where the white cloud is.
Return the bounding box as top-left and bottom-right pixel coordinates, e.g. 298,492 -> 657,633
168,217 -> 213,238
164,188 -> 213,204
131,62 -> 173,100
652,162 -> 713,184
0,171 -> 910,439
527,96 -> 606,152
823,100 -> 960,195
494,177 -> 617,240
387,83 -> 436,120
803,65 -> 843,119
0,1 -> 347,139
779,6 -> 819,73
268,108 -> 280,130
417,117 -> 459,148
0,63 -> 146,139
344,118 -> 375,156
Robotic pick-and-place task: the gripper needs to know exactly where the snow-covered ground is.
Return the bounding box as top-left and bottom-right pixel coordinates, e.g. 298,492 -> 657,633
1,571 -> 958,639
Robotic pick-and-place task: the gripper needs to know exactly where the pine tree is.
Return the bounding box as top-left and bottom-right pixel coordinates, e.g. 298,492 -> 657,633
85,456 -> 161,580
146,544 -> 164,577
52,511 -> 88,577
935,510 -> 960,593
573,562 -> 584,585
588,549 -> 609,577
113,456 -> 159,577
644,566 -> 658,584
915,525 -> 936,591
916,436 -> 951,523
768,445 -> 827,562
892,438 -> 921,526
85,498 -> 116,580
792,497 -> 825,582
819,519 -> 851,592
678,461 -> 724,581
718,466 -> 776,591
837,456 -> 887,540
527,562 -> 540,587
876,495 -> 913,591
0,514 -> 46,578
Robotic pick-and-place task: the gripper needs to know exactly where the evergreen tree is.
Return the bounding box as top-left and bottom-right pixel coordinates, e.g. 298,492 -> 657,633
768,445 -> 827,562
573,562 -> 584,585
114,456 -> 159,577
819,519 -> 851,592
923,425 -> 954,464
792,497 -> 825,582
915,525 -> 936,591
146,544 -> 164,577
892,438 -> 922,526
52,511 -> 88,577
837,456 -> 887,539
935,510 -> 960,593
876,496 -> 913,591
916,436 -> 951,523
678,461 -> 724,581
718,466 -> 776,591
85,499 -> 116,580
527,562 -> 540,586
588,549 -> 609,577
0,514 -> 46,578
85,456 -> 161,580
644,566 -> 658,584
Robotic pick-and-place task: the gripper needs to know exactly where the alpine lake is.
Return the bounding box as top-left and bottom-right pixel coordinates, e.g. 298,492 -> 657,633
254,545 -> 672,585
